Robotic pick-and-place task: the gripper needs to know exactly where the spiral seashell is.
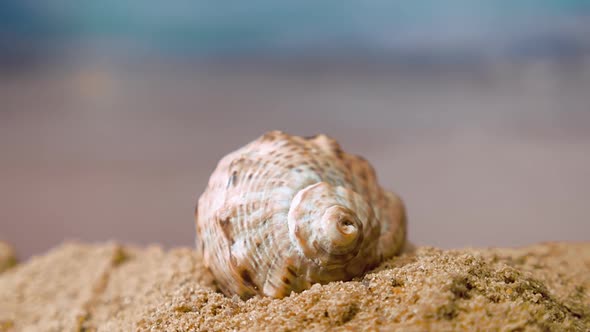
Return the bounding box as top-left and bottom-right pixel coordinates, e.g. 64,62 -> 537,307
195,131 -> 406,299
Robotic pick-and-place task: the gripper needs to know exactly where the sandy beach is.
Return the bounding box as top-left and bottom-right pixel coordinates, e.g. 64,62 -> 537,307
0,240 -> 588,331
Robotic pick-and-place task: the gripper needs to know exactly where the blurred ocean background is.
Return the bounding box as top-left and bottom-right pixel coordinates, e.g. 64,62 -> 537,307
1,2 -> 589,258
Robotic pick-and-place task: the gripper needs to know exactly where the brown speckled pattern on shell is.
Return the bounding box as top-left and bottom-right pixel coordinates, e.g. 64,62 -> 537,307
195,131 -> 406,299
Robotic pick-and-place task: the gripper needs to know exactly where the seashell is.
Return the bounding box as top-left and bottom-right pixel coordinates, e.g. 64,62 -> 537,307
195,131 -> 406,299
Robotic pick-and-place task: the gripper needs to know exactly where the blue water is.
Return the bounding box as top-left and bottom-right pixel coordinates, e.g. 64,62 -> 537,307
1,1 -> 589,59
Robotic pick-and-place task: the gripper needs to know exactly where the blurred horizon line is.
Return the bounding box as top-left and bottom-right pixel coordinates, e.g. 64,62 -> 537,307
3,48 -> 590,75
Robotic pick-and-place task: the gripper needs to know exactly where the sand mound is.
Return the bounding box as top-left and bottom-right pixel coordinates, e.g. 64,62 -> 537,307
0,242 -> 588,331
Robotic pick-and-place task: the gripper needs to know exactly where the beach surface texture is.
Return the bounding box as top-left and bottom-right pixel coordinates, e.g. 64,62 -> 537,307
0,241 -> 588,331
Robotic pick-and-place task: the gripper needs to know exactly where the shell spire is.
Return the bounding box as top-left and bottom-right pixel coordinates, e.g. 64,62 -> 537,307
196,131 -> 406,299
288,182 -> 379,269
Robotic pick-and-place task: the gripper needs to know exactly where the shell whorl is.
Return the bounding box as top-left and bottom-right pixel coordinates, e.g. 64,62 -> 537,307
288,182 -> 378,267
195,131 -> 406,299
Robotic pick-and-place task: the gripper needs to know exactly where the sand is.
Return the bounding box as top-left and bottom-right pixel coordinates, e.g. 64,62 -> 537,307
0,242 -> 588,331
